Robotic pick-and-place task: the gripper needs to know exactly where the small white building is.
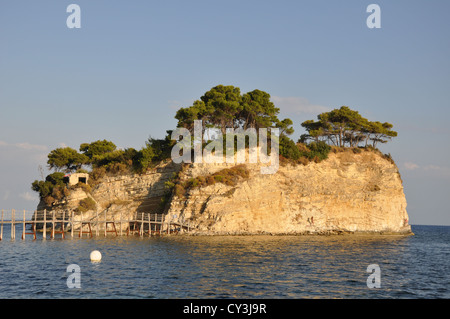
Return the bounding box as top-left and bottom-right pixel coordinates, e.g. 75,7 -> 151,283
64,173 -> 89,186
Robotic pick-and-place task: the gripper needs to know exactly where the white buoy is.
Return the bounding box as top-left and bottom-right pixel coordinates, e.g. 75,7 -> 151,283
90,250 -> 102,262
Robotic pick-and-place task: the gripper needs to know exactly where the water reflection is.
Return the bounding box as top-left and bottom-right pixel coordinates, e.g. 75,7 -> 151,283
1,227 -> 448,298
152,234 -> 413,298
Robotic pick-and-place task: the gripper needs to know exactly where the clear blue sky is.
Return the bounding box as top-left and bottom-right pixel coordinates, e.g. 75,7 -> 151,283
1,0 -> 449,225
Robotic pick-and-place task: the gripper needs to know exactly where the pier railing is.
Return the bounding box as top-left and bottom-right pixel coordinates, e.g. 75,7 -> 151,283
0,209 -> 192,240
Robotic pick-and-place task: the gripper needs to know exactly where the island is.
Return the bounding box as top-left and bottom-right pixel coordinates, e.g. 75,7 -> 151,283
31,85 -> 412,235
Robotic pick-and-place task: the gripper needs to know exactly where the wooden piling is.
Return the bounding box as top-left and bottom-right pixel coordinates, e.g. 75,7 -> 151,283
22,210 -> 26,240
96,211 -> 99,237
104,210 -> 107,237
158,214 -> 162,235
11,209 -> 15,240
119,212 -> 123,236
22,211 -> 37,240
0,209 -> 3,241
140,213 -> 143,237
61,211 -> 66,239
126,213 -> 130,236
79,213 -> 83,237
43,209 -> 47,240
33,211 -> 37,240
168,216 -> 171,235
71,211 -> 74,238
1,209 -> 3,240
51,211 -> 55,239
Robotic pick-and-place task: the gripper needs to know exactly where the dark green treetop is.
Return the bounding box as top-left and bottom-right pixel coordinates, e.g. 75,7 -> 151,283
300,106 -> 397,148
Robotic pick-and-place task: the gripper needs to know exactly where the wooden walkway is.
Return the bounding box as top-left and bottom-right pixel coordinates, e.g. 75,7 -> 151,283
0,209 -> 192,240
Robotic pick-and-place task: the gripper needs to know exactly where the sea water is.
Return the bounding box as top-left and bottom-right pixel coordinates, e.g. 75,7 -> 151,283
0,225 -> 448,299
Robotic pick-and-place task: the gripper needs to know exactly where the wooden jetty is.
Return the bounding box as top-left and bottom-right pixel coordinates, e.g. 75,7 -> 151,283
0,209 -> 192,241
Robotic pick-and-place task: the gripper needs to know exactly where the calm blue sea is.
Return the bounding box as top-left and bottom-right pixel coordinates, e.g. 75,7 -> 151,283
0,225 -> 449,299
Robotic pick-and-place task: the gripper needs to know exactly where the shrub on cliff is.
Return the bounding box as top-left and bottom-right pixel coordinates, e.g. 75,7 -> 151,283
147,133 -> 175,162
279,135 -> 301,160
278,140 -> 331,165
75,197 -> 97,213
174,184 -> 186,198
302,141 -> 331,161
172,165 -> 250,199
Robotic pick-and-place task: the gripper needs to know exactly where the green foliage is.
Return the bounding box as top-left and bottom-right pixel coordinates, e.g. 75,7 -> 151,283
175,85 -> 294,138
240,89 -> 280,130
92,150 -> 128,167
79,140 -> 116,159
201,85 -> 243,133
301,106 -> 397,148
279,135 -> 301,160
146,133 -> 175,162
164,180 -> 176,190
105,162 -> 129,175
31,172 -> 66,199
47,147 -> 89,172
278,137 -> 331,165
89,166 -> 106,182
133,144 -> 156,173
175,99 -> 213,132
275,118 -> 295,136
31,180 -> 53,199
75,197 -> 96,213
42,132 -> 176,181
31,172 -> 70,206
45,172 -> 66,185
130,132 -> 175,173
303,141 -> 331,161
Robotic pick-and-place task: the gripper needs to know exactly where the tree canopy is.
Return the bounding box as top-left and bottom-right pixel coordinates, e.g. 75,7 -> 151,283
47,147 -> 89,172
44,135 -> 174,176
79,140 -> 117,159
300,106 -> 397,148
175,85 -> 294,137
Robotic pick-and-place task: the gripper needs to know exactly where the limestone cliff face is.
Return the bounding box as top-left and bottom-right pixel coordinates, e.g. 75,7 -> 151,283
167,151 -> 411,235
35,161 -> 181,232
36,150 -> 411,235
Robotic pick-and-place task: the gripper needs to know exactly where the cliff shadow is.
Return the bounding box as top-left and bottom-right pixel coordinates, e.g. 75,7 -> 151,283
135,160 -> 181,215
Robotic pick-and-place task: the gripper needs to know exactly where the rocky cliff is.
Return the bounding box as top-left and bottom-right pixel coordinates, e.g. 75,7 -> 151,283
35,161 -> 181,232
36,149 -> 412,235
167,150 -> 411,235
